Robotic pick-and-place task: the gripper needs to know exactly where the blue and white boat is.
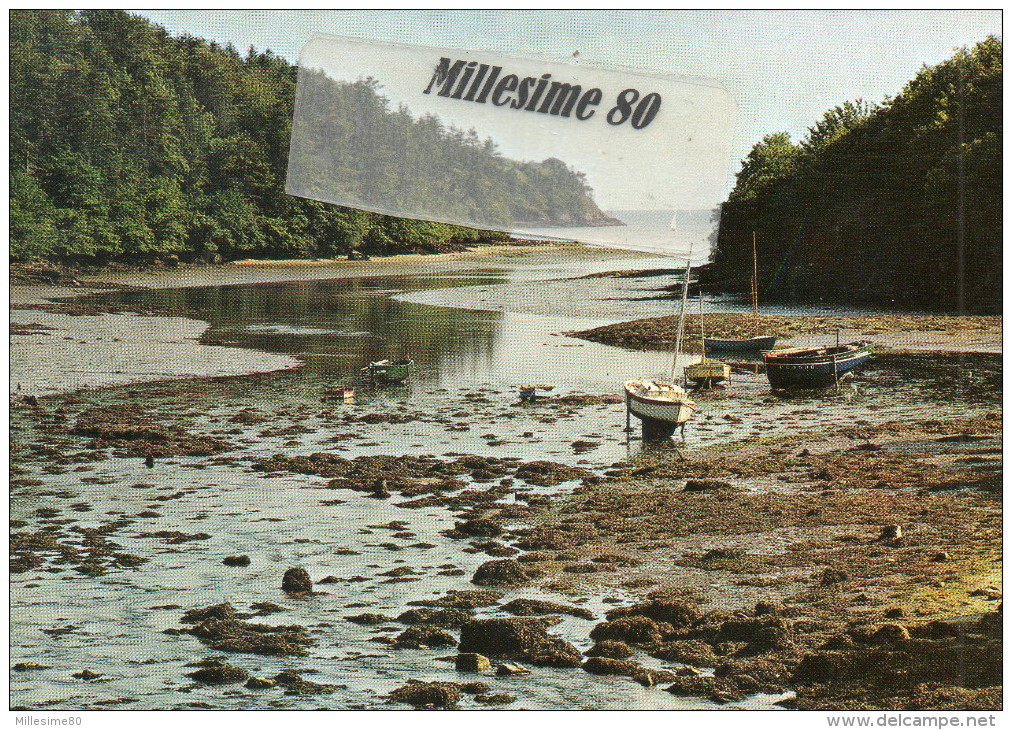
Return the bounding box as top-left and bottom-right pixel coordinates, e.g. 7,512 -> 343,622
763,341 -> 872,391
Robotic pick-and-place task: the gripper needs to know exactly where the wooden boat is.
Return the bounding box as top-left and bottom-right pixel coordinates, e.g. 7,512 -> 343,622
624,379 -> 696,439
763,341 -> 871,391
704,232 -> 776,355
366,358 -> 413,384
624,239 -> 697,439
685,290 -> 731,389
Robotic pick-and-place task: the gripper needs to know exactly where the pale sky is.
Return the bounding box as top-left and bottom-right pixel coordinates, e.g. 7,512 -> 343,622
135,9 -> 1002,201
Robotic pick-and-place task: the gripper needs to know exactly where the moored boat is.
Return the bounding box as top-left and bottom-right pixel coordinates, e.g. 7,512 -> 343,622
624,379 -> 696,439
704,335 -> 777,354
685,289 -> 731,389
704,232 -> 776,355
366,358 -> 413,384
762,341 -> 871,391
684,359 -> 732,389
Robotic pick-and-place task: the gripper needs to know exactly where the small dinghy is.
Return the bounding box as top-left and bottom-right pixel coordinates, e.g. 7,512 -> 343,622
365,358 -> 413,384
624,378 -> 696,439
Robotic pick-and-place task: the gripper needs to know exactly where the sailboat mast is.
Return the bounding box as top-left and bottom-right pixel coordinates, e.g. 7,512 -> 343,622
752,231 -> 759,337
671,244 -> 693,378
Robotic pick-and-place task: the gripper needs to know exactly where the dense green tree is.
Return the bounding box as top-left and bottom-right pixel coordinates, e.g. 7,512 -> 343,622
712,38 -> 1001,313
11,10 -> 604,263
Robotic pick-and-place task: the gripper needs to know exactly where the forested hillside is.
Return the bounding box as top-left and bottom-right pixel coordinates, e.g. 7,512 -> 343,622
9,10 -> 610,263
710,38 -> 1001,313
289,71 -> 620,229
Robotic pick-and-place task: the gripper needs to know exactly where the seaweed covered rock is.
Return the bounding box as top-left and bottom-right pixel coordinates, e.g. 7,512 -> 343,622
501,598 -> 594,620
397,607 -> 473,629
273,671 -> 340,696
715,616 -> 793,653
181,604 -> 312,656
281,567 -> 313,594
185,658 -> 249,685
390,680 -> 462,708
394,625 -> 458,649
589,615 -> 663,646
411,589 -> 504,609
585,640 -> 634,659
471,559 -> 530,587
458,617 -> 582,668
582,657 -> 639,676
605,599 -> 700,630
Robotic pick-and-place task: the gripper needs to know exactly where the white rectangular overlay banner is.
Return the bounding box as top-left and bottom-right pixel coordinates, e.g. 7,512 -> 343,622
287,34 -> 736,257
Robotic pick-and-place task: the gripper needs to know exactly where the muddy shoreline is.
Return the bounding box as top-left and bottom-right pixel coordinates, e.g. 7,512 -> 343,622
9,251 -> 1003,710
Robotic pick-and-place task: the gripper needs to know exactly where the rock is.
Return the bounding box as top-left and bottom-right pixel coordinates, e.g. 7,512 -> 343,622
144,455 -> 155,468
501,597 -> 594,620
526,637 -> 584,668
412,589 -> 504,609
495,662 -> 531,676
12,663 -> 51,671
397,607 -> 473,629
879,525 -> 903,541
651,639 -> 718,666
632,668 -> 676,687
585,640 -> 634,659
605,599 -> 699,630
72,669 -> 102,680
223,555 -> 251,567
474,692 -> 517,705
454,518 -> 503,537
461,681 -> 491,694
394,625 -> 457,649
931,552 -> 950,562
182,604 -> 312,656
390,680 -> 461,708
583,657 -> 639,675
455,653 -> 492,673
872,624 -> 910,645
715,617 -> 792,653
884,608 -> 904,619
244,677 -> 276,690
273,670 -> 339,695
182,603 -> 242,623
281,567 -> 313,594
459,617 -> 582,667
185,658 -> 250,685
589,616 -> 663,646
346,613 -> 397,625
471,559 -> 530,587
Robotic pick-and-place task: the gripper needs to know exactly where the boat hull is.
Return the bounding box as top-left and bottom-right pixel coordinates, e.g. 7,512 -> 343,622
368,360 -> 412,384
624,380 -> 695,439
704,336 -> 777,354
684,361 -> 731,389
763,344 -> 871,391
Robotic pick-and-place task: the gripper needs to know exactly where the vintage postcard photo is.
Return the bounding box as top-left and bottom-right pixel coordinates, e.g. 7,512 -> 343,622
8,9 -> 1002,717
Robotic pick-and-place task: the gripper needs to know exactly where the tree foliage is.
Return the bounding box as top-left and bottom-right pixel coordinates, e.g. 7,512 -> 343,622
712,38 -> 1001,313
11,10 -> 601,262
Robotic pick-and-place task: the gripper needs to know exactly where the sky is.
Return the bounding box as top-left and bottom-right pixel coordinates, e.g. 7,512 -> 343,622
134,9 -> 1001,209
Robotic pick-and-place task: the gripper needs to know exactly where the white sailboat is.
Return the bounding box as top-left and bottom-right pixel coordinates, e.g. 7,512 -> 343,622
624,236 -> 696,439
